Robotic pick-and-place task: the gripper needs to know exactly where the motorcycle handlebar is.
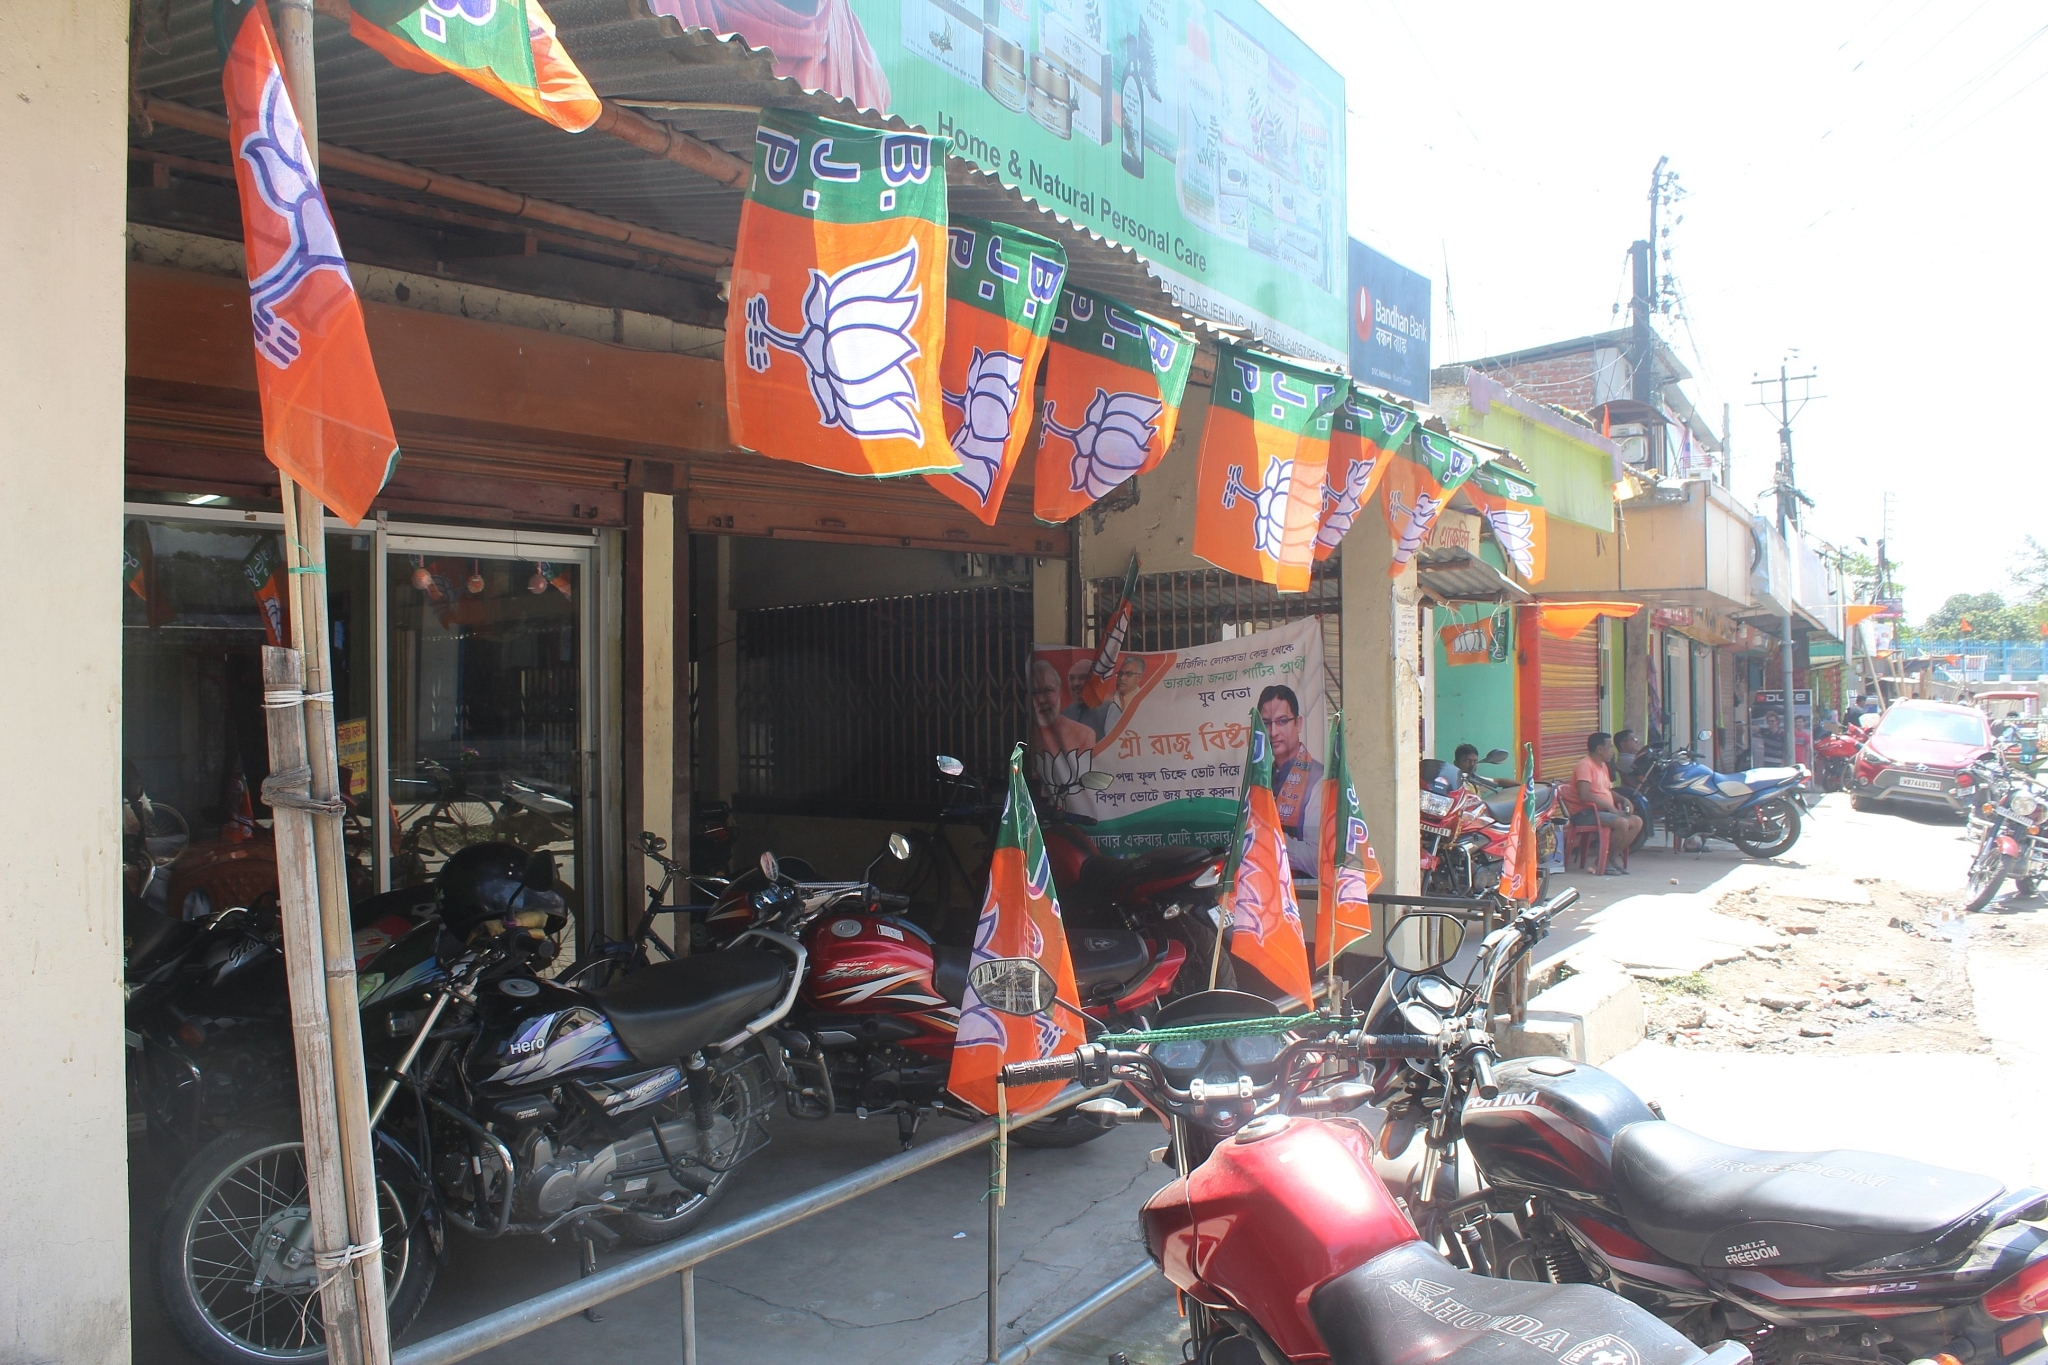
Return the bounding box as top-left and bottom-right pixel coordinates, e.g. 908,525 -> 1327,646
1470,1048 -> 1499,1100
870,890 -> 911,909
1000,1054 -> 1083,1087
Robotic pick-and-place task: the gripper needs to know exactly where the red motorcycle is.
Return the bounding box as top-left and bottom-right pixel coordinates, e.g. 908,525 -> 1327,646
1000,890 -> 1755,1365
1812,722 -> 1869,793
1421,753 -> 1563,899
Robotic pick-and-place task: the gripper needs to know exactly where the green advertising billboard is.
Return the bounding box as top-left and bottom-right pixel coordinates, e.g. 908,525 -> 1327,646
651,0 -> 1348,363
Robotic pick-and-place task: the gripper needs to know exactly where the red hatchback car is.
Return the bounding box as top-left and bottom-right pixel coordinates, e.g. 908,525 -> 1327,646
1850,699 -> 1994,815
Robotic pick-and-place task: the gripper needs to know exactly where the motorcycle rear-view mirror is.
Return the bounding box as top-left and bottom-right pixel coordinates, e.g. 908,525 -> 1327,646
1385,912 -> 1467,974
968,957 -> 1058,1015
759,850 -> 781,882
1080,769 -> 1115,791
937,755 -> 966,778
887,832 -> 912,861
1483,749 -> 1510,766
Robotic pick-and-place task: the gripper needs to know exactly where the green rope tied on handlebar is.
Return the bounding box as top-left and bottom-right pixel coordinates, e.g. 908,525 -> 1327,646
1093,1012 -> 1332,1047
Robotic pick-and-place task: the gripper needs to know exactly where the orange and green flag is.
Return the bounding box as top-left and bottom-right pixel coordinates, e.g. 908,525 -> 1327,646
924,217 -> 1068,523
728,109 -> 954,480
1194,344 -> 1344,592
344,0 -> 601,133
1315,387 -> 1416,561
1080,552 -> 1141,709
1222,707 -> 1315,1008
222,0 -> 400,527
948,744 -> 1089,1117
1465,463 -> 1547,582
1033,287 -> 1194,523
1382,428 -> 1483,576
1314,712 -> 1382,969
1498,743 -> 1541,903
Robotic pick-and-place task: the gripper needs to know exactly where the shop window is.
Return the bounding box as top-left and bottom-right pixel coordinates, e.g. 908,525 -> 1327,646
732,585 -> 1034,817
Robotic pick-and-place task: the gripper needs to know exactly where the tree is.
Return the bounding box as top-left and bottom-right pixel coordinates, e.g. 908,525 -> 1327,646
2012,536 -> 2048,605
1921,592 -> 2038,642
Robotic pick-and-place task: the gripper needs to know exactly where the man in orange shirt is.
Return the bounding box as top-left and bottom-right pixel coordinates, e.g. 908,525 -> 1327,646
1568,731 -> 1639,874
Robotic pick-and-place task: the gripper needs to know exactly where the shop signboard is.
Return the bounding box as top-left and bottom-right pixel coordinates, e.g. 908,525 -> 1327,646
1347,239 -> 1431,401
1030,615 -> 1326,861
1749,688 -> 1812,767
652,0 -> 1347,362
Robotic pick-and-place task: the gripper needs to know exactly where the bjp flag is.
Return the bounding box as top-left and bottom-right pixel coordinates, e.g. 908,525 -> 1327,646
1498,743 -> 1541,903
344,0 -> 601,132
1033,287 -> 1194,523
1314,712 -> 1382,968
1194,345 -> 1344,592
1221,708 -> 1315,1008
948,745 -> 1089,1117
1465,463 -> 1548,582
1315,387 -> 1416,561
924,217 -> 1067,523
728,110 -> 954,479
222,0 -> 399,527
1382,428 -> 1484,576
1080,552 -> 1140,709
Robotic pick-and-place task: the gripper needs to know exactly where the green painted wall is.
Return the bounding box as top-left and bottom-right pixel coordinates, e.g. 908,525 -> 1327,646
1432,538 -> 1519,770
1447,404 -> 1615,532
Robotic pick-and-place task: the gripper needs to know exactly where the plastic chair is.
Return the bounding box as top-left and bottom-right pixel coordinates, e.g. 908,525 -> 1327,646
1565,822 -> 1614,875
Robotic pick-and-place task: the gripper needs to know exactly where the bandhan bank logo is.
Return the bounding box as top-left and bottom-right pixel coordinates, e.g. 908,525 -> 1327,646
1354,284 -> 1375,345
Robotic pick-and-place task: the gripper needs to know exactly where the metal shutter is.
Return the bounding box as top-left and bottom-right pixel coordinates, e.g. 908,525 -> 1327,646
1537,629 -> 1601,783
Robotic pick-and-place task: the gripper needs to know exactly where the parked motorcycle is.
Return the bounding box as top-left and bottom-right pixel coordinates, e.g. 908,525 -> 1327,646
997,895 -> 1757,1365
1372,896 -> 2048,1365
152,843 -> 800,1365
1629,747 -> 1810,858
1813,721 -> 1869,794
1963,757 -> 2048,911
1421,753 -> 1563,899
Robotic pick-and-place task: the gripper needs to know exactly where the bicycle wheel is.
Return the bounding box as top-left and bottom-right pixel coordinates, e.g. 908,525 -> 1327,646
142,801 -> 191,868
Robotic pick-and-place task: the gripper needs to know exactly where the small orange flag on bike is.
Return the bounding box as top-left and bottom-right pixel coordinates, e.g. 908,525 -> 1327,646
1497,744 -> 1541,903
947,745 -> 1089,1118
1314,712 -> 1381,968
223,0 -> 400,527
1222,708 -> 1314,1007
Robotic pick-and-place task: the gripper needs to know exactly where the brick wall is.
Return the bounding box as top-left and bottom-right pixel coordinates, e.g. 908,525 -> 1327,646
1474,356 -> 1598,410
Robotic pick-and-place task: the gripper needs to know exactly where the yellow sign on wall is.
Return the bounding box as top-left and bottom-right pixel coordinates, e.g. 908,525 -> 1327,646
335,719 -> 368,797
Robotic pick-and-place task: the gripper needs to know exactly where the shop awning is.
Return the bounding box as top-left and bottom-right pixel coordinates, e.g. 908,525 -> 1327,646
1536,600 -> 1642,639
1416,548 -> 1533,604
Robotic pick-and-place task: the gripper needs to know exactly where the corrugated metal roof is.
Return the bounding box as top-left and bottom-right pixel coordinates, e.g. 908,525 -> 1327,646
1416,548 -> 1531,604
131,0 -> 1201,326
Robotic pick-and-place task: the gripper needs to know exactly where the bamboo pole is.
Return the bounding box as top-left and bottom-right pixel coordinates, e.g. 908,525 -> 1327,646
274,5 -> 393,1361
260,646 -> 366,1365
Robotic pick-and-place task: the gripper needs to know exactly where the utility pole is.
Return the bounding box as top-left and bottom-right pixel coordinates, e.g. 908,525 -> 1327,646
1751,360 -> 1824,766
1630,158 -> 1674,461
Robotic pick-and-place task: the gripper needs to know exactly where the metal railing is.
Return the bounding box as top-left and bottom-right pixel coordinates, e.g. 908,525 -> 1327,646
391,1081 -> 1153,1365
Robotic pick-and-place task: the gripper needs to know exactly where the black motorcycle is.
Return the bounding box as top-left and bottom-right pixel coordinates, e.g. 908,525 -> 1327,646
1963,757 -> 2048,911
1626,746 -> 1808,857
1369,898 -> 2048,1365
152,844 -> 802,1365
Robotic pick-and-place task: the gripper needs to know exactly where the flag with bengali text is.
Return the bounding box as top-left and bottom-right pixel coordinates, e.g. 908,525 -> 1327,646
1033,287 -> 1193,523
1314,712 -> 1381,968
924,216 -> 1067,523
222,0 -> 399,527
1194,344 -> 1344,592
345,0 -> 601,133
728,109 -> 953,479
1465,462 -> 1547,582
1382,428 -> 1484,576
1315,386 -> 1416,561
947,745 -> 1089,1117
1222,708 -> 1314,1008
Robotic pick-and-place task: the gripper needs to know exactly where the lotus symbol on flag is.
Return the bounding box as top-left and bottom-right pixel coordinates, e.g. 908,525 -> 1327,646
745,244 -> 928,444
1316,456 -> 1378,552
1222,458 -> 1295,557
238,69 -> 354,369
1486,508 -> 1536,576
1389,487 -> 1443,564
1044,389 -> 1164,499
942,347 -> 1027,499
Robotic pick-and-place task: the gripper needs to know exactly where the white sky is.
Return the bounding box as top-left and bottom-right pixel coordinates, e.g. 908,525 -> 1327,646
1263,0 -> 2047,624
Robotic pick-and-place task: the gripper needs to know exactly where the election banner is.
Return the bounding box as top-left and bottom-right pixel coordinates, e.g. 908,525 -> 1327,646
1029,615 -> 1327,866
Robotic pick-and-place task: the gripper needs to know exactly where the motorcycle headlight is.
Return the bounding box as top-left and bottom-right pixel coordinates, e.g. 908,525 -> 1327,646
2011,790 -> 2042,819
1420,792 -> 1453,817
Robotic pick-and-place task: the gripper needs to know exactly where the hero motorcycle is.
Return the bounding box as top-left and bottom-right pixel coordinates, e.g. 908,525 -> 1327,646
152,843 -> 801,1365
1370,896 -> 2048,1365
1628,747 -> 1811,858
1962,757 -> 2048,911
1421,754 -> 1563,900
996,892 -> 1756,1365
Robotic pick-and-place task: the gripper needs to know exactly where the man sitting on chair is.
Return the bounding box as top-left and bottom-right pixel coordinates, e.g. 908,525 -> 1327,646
1564,731 -> 1640,875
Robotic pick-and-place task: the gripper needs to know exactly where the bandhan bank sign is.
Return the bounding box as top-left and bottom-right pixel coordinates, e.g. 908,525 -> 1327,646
650,0 -> 1348,364
1348,238 -> 1431,402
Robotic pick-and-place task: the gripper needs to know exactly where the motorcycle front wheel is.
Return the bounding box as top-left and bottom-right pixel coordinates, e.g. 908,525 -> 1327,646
1963,836 -> 2012,912
157,1128 -> 436,1365
1731,798 -> 1802,859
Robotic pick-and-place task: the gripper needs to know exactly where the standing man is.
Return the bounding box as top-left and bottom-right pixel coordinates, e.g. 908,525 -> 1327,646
1258,684 -> 1323,874
1566,731 -> 1641,874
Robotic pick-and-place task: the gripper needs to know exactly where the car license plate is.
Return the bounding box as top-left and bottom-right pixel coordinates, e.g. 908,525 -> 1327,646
1896,776 -> 1945,791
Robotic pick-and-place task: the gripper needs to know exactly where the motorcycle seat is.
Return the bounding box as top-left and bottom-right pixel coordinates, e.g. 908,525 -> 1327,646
1311,1241 -> 1703,1365
1610,1121 -> 2003,1271
595,948 -> 789,1063
1067,929 -> 1151,1002
1481,783 -> 1554,825
1071,846 -> 1217,904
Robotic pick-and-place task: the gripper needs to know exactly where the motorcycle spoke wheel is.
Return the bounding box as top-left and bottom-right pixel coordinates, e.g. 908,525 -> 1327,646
617,1051 -> 768,1244
1964,839 -> 2008,912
